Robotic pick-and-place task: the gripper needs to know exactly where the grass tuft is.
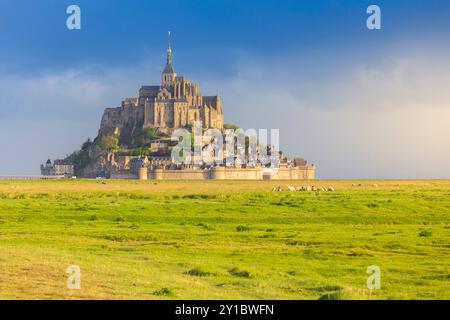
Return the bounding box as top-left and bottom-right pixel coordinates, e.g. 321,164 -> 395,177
184,268 -> 211,277
229,268 -> 252,278
153,287 -> 174,296
418,229 -> 432,237
236,225 -> 250,232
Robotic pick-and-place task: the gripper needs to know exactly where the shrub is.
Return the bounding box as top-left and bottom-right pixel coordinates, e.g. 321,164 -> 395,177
236,225 -> 250,232
418,230 -> 432,237
317,286 -> 344,300
184,268 -> 210,277
196,223 -> 212,230
229,268 -> 252,278
286,240 -> 304,246
152,287 -> 174,296
96,133 -> 119,152
223,123 -> 240,130
182,194 -> 215,200
318,291 -> 344,300
103,235 -> 127,242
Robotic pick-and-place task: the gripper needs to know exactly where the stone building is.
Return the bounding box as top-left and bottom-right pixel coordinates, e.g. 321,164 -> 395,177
40,159 -> 74,177
100,32 -> 223,137
57,33 -> 315,180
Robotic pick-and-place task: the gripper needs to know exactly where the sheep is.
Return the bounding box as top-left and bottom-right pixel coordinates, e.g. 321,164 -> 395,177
287,186 -> 296,192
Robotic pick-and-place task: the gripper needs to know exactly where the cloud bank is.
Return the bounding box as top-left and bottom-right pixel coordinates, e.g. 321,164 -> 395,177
199,49 -> 450,179
1,47 -> 449,178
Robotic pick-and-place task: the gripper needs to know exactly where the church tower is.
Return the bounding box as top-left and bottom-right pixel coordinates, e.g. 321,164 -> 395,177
162,31 -> 176,86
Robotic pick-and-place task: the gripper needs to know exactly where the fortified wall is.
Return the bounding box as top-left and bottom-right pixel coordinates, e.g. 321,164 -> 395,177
111,165 -> 315,181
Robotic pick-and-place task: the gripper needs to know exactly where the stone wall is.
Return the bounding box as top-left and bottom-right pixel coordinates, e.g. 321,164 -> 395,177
145,165 -> 315,180
149,168 -> 209,180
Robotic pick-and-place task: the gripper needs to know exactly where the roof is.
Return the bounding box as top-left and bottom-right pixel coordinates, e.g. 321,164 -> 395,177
140,85 -> 160,91
54,159 -> 73,165
203,95 -> 219,102
140,86 -> 161,97
163,63 -> 176,74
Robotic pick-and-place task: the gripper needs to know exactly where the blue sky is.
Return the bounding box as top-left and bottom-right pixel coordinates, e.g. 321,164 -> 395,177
2,0 -> 449,74
1,0 -> 450,178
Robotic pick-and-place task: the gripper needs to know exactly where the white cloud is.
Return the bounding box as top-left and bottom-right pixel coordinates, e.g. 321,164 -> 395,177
0,65 -> 159,175
0,48 -> 449,178
197,50 -> 450,178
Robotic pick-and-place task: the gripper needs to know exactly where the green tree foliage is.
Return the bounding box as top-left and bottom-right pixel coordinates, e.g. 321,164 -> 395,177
223,123 -> 240,131
132,147 -> 150,156
128,127 -> 159,149
97,134 -> 119,152
143,127 -> 157,141
66,138 -> 93,176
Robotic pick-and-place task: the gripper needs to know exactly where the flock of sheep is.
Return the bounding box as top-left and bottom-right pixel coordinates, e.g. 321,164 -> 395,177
271,183 -> 382,192
352,183 -> 379,187
272,185 -> 335,192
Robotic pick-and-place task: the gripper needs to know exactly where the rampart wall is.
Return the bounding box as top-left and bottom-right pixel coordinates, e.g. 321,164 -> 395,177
143,166 -> 315,180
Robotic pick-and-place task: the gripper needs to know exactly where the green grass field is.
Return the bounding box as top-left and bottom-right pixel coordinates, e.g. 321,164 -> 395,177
0,179 -> 449,300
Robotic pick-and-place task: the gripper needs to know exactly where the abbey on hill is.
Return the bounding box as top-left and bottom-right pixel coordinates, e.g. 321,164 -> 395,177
41,33 -> 315,180
100,32 -> 223,138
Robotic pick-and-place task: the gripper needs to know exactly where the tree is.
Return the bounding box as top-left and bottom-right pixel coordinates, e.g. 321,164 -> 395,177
81,138 -> 93,151
143,127 -> 157,141
66,138 -> 93,176
224,123 -> 240,131
97,134 -> 119,152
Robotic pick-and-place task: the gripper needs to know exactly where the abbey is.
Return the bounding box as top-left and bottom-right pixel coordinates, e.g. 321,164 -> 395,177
100,33 -> 223,136
43,33 -> 315,180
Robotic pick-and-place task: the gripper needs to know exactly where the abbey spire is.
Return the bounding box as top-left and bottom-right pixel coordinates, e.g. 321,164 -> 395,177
167,31 -> 173,66
162,31 -> 176,85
